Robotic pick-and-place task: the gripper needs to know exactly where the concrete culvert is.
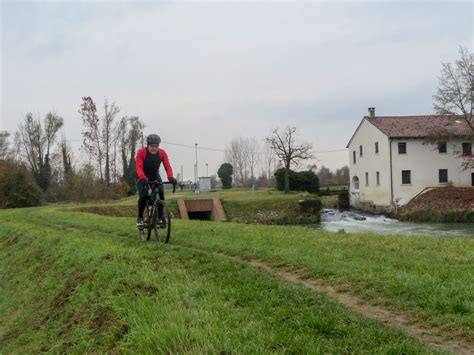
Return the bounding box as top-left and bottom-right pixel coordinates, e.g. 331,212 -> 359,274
177,198 -> 226,221
187,211 -> 213,220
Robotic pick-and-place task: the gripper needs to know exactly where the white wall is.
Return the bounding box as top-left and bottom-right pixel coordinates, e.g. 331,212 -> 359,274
391,139 -> 473,205
348,119 -> 392,209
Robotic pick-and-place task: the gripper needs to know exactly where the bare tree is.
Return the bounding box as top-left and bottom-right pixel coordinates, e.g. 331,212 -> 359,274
0,131 -> 10,160
260,141 -> 276,181
225,138 -> 248,187
432,46 -> 473,170
79,97 -> 103,180
17,112 -> 64,190
433,46 -> 473,130
224,137 -> 262,187
102,99 -> 120,185
246,137 -> 259,182
78,96 -> 121,184
266,126 -> 313,193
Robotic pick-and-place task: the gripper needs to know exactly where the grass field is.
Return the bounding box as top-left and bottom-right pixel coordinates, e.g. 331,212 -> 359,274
1,191 -> 473,353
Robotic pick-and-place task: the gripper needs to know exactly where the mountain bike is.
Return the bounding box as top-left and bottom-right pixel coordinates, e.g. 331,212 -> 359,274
138,180 -> 176,243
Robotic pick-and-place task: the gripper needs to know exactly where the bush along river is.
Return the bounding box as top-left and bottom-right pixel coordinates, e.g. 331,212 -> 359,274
318,209 -> 474,238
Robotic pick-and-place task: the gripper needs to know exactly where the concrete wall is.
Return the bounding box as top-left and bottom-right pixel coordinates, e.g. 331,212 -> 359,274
391,138 -> 473,206
348,119 -> 392,211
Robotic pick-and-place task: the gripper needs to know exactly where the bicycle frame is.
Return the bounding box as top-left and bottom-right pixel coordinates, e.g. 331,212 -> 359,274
139,180 -> 176,243
146,180 -> 176,207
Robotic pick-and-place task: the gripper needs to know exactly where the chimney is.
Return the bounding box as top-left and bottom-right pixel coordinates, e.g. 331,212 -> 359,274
368,107 -> 375,117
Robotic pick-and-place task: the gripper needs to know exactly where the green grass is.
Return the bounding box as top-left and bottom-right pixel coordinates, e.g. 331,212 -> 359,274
10,204 -> 474,339
0,206 -> 436,353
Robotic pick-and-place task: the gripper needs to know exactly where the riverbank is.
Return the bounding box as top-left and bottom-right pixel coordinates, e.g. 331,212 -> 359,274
396,187 -> 474,223
71,189 -> 336,225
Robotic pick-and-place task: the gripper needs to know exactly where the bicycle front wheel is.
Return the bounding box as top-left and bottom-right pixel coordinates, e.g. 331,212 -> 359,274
147,205 -> 157,241
138,204 -> 151,241
154,202 -> 171,243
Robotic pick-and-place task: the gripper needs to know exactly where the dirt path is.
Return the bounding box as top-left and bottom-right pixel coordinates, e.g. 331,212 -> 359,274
177,244 -> 474,355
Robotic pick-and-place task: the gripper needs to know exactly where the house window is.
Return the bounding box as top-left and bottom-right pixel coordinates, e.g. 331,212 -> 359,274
402,170 -> 411,184
438,141 -> 447,154
365,172 -> 369,186
376,171 -> 380,186
439,169 -> 448,184
398,142 -> 407,154
353,151 -> 356,164
352,176 -> 360,190
375,142 -> 379,154
462,143 -> 472,156
360,145 -> 363,157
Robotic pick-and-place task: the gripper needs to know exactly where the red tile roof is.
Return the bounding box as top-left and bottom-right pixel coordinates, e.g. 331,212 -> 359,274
367,115 -> 472,138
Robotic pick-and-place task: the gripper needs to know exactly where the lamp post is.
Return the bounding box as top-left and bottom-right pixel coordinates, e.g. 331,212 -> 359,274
206,163 -> 209,177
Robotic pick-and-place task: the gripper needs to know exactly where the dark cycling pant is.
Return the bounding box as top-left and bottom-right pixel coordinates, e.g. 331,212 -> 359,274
136,178 -> 164,219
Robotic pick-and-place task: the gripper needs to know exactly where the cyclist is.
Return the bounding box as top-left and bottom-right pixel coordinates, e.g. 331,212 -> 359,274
135,134 -> 177,229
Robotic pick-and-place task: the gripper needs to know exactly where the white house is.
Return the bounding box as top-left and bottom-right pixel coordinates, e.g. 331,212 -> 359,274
346,108 -> 473,212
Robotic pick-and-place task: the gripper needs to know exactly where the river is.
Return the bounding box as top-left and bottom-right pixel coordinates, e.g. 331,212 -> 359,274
318,209 -> 474,238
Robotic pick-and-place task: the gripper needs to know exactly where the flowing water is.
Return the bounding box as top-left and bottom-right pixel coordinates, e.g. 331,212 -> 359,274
318,209 -> 474,238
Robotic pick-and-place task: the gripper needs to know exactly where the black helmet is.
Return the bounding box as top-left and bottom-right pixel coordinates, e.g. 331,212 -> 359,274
146,134 -> 161,146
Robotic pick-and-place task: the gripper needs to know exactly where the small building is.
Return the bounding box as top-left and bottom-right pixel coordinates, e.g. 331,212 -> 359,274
199,177 -> 211,192
346,108 -> 473,212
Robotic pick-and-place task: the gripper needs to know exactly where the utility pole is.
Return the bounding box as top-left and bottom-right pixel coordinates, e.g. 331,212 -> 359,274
181,164 -> 183,182
206,163 -> 209,177
141,132 -> 144,147
195,143 -> 198,187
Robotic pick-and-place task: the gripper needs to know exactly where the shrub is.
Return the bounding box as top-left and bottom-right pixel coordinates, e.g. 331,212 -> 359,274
1,161 -> 43,208
218,163 -> 233,189
274,168 -> 320,193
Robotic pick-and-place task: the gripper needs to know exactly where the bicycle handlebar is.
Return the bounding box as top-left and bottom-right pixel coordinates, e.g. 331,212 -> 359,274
147,180 -> 176,193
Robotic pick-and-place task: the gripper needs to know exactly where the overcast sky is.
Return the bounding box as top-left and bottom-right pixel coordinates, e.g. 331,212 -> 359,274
1,0 -> 472,180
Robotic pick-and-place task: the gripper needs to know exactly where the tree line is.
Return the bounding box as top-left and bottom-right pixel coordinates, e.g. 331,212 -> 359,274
0,96 -> 145,207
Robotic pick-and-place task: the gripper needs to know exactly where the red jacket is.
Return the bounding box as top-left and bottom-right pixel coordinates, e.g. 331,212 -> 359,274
135,147 -> 173,181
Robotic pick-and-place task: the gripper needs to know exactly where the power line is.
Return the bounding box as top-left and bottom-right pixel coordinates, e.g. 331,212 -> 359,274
64,138 -> 346,154
161,141 -> 346,155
